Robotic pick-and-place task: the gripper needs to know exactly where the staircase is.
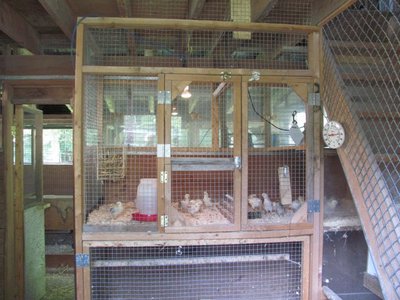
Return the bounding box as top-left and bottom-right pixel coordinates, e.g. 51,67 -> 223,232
321,2 -> 400,299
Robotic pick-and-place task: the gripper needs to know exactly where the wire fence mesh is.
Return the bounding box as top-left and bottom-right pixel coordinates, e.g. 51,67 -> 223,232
83,27 -> 309,70
90,241 -> 304,300
322,0 -> 400,295
83,75 -> 159,229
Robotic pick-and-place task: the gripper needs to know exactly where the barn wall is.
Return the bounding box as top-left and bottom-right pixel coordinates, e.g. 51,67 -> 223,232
0,150 -> 5,298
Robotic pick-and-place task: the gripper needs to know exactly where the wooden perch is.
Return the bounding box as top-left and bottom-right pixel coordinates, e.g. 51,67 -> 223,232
93,253 -> 291,267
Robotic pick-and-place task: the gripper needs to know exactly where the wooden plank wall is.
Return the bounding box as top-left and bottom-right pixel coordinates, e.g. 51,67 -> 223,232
0,151 -> 5,299
43,165 -> 74,195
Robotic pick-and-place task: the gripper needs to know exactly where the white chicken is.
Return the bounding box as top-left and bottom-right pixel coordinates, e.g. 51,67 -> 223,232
262,192 -> 272,213
180,194 -> 190,211
203,191 -> 213,207
248,194 -> 262,210
291,198 -> 304,212
110,201 -> 124,219
187,199 -> 203,216
272,202 -> 285,217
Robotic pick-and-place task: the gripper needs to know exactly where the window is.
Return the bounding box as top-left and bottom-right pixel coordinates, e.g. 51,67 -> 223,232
43,128 -> 73,164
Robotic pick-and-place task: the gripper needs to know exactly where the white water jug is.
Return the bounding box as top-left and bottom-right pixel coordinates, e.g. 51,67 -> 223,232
136,178 -> 157,215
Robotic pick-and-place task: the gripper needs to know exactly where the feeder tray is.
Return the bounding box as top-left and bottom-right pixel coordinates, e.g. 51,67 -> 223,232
132,213 -> 157,222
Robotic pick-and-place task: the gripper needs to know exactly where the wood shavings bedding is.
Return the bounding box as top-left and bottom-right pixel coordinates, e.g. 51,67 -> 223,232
87,201 -> 137,225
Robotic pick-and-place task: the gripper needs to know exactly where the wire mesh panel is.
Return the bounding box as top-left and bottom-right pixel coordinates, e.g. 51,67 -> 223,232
83,26 -> 309,70
245,83 -> 306,226
90,241 -> 304,299
165,77 -> 240,230
83,75 -> 160,230
322,0 -> 400,295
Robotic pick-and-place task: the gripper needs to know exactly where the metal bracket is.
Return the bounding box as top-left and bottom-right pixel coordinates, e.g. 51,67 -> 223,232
308,93 -> 321,106
158,91 -> 171,104
234,156 -> 241,170
160,215 -> 169,227
160,171 -> 168,184
157,144 -> 171,158
307,200 -> 320,213
75,253 -> 90,268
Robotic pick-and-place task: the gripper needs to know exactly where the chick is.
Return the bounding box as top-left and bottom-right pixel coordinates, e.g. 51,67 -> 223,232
262,192 -> 272,213
272,202 -> 285,217
248,194 -> 262,210
203,191 -> 213,207
110,201 -> 124,219
291,198 -> 303,212
327,198 -> 338,210
180,194 -> 190,211
187,199 -> 203,216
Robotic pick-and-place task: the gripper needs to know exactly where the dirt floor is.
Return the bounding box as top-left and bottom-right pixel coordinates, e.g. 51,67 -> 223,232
41,267 -> 74,300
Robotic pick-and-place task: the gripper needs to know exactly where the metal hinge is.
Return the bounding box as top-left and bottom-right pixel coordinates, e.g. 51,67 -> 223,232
75,253 -> 90,268
307,200 -> 320,213
160,215 -> 169,227
308,93 -> 321,106
158,91 -> 171,104
157,144 -> 171,158
160,171 -> 168,184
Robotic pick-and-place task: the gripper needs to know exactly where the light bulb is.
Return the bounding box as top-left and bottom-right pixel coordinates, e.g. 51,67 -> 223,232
181,86 -> 192,99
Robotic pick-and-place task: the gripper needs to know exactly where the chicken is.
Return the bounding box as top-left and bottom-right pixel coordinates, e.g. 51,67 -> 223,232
180,194 -> 190,211
291,198 -> 303,212
110,201 -> 124,219
203,191 -> 213,207
187,199 -> 203,216
327,198 -> 338,210
272,202 -> 284,217
262,192 -> 272,213
248,194 -> 262,210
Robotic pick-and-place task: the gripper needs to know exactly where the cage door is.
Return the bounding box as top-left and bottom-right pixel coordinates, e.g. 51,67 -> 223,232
163,75 -> 241,232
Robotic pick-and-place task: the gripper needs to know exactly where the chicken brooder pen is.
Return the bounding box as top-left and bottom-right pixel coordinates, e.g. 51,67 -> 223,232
74,10 -> 323,300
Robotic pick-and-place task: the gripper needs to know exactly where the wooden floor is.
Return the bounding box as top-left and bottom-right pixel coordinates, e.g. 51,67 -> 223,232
322,230 -> 381,300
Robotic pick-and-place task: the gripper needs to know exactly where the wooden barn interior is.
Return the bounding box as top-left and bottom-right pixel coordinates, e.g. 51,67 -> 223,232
1,0 -> 399,299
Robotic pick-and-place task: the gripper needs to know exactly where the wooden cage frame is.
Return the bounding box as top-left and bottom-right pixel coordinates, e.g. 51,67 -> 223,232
74,17 -> 323,300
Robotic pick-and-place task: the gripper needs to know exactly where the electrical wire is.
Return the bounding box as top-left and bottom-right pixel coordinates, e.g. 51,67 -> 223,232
247,89 -> 290,132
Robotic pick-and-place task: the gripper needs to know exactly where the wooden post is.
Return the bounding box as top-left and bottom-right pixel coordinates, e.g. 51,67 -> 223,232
14,105 -> 24,300
157,75 -> 166,233
307,30 -> 324,300
73,19 -> 85,300
3,83 -> 16,299
241,80 -> 249,228
233,76 -> 242,231
34,110 -> 43,201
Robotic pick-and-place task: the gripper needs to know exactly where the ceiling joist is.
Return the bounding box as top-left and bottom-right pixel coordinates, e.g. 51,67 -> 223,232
0,1 -> 42,54
188,0 -> 206,19
117,0 -> 133,18
12,87 -> 73,105
312,0 -> 357,26
251,0 -> 279,21
38,0 -> 76,39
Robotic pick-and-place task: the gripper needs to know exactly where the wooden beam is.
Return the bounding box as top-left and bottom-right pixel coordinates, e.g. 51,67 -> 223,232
251,0 -> 278,21
38,0 -> 76,39
117,0 -> 132,17
311,0 -> 356,26
14,105 -> 24,300
3,84 -> 17,299
189,0 -> 206,18
0,1 -> 41,54
13,87 -> 73,105
81,18 -> 320,34
0,56 -> 74,76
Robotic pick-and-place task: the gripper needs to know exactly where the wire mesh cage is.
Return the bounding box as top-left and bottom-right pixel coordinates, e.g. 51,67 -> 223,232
321,0 -> 400,295
83,75 -> 160,229
83,26 -> 309,70
89,240 -> 305,300
165,78 -> 239,230
245,82 -> 306,226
